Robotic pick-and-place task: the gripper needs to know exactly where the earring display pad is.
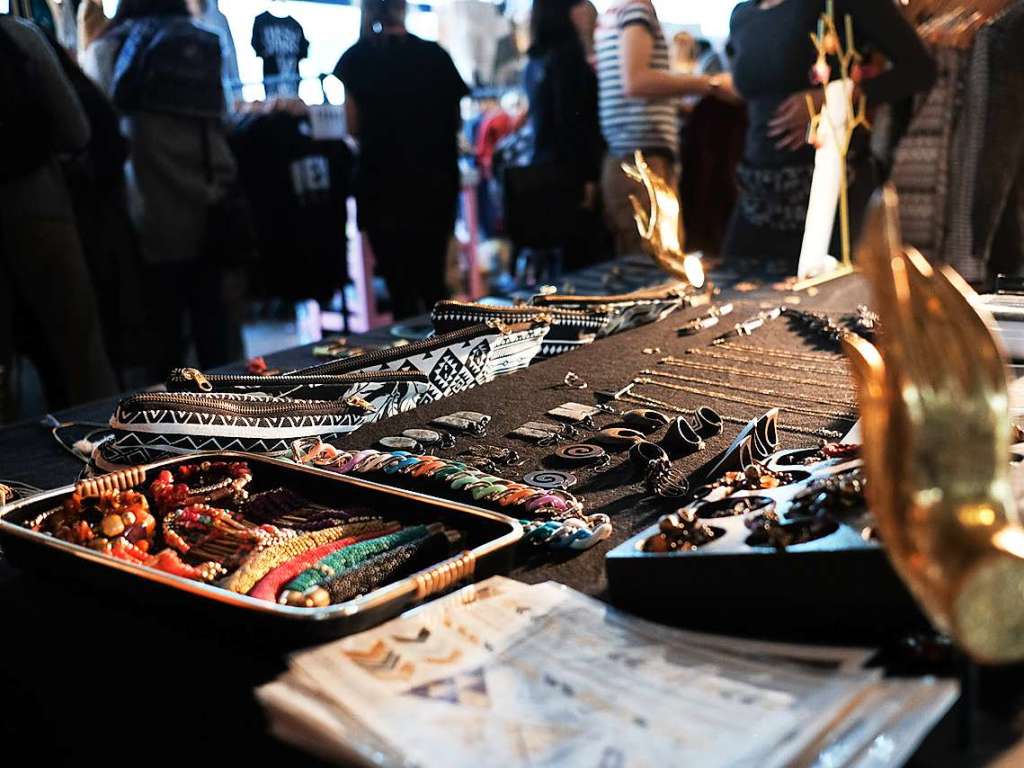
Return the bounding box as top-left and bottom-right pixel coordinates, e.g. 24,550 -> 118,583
606,453 -> 925,644
322,290 -> 869,633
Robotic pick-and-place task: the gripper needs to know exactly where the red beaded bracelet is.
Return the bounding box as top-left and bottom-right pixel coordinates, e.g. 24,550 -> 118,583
149,461 -> 253,514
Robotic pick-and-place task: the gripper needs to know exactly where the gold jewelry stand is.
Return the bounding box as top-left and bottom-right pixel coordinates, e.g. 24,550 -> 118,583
845,185 -> 1024,664
621,150 -> 705,289
792,0 -> 871,292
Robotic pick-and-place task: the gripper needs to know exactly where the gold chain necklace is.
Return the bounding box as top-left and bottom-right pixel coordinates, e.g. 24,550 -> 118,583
640,369 -> 857,409
634,378 -> 857,422
685,348 -> 848,377
661,356 -> 854,391
615,391 -> 844,440
718,341 -> 845,363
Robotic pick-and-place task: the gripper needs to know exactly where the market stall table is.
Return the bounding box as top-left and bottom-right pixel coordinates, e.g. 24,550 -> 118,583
0,272 -> 1019,766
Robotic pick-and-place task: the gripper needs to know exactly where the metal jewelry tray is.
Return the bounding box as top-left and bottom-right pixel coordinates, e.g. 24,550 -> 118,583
0,451 -> 523,644
606,452 -> 927,644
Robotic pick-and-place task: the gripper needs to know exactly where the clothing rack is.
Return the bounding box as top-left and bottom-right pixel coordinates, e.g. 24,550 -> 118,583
889,0 -> 1024,283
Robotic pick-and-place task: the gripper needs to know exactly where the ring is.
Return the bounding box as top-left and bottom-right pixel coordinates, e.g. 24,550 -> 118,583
629,440 -> 670,474
563,371 -> 588,389
694,407 -> 724,438
661,417 -> 705,455
588,427 -> 646,450
622,409 -> 671,433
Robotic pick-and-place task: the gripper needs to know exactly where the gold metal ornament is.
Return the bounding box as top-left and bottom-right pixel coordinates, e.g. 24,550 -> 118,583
844,184 -> 1024,664
621,150 -> 705,289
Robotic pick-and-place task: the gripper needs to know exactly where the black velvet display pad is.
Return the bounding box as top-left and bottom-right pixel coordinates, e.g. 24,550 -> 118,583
331,278 -> 871,597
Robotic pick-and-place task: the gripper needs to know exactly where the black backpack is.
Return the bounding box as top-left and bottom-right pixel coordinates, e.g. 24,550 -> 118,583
112,15 -> 224,117
0,21 -> 54,182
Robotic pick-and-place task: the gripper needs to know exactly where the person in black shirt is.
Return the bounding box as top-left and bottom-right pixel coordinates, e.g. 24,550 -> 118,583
335,0 -> 468,320
511,0 -> 604,275
724,0 -> 935,272
524,0 -> 602,204
252,9 -> 308,97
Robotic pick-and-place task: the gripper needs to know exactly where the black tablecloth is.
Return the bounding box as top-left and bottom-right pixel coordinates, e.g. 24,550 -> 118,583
0,271 -> 1019,766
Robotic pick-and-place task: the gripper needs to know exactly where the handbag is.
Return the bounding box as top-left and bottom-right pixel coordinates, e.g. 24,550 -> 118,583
530,285 -> 689,338
432,287 -> 689,360
96,320 -> 550,470
97,370 -> 430,470
287,319 -> 550,400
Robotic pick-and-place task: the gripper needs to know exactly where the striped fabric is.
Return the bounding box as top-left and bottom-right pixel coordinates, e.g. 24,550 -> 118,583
595,0 -> 678,158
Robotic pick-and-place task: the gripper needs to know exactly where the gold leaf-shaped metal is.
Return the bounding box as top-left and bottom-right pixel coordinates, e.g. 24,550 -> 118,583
844,184 -> 1024,663
621,150 -> 704,288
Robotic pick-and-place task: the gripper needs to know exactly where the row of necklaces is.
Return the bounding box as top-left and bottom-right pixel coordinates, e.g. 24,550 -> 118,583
603,309 -> 859,442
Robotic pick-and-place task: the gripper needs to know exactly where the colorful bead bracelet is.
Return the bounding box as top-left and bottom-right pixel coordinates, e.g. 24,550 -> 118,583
290,440 -> 612,551
280,524 -> 434,605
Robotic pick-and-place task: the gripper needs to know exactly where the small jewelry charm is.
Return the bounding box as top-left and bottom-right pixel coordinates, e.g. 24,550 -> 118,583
523,470 -> 578,490
431,412 -> 490,436
676,303 -> 734,336
509,421 -> 567,445
401,429 -> 451,450
459,445 -> 523,466
562,371 -> 588,389
377,436 -> 422,452
552,443 -> 610,469
643,508 -> 722,552
547,402 -> 602,428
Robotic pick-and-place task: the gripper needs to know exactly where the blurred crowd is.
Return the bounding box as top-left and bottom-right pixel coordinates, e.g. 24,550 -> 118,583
0,0 -> 936,419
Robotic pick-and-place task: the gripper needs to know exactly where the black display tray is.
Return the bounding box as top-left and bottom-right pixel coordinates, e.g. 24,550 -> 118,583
0,451 -> 522,644
606,453 -> 929,644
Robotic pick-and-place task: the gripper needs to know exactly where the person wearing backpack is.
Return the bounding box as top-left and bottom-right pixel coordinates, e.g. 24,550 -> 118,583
81,0 -> 244,375
0,14 -> 117,418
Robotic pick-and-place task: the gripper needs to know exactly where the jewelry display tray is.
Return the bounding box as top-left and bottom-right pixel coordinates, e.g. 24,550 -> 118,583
605,451 -> 927,644
0,452 -> 523,643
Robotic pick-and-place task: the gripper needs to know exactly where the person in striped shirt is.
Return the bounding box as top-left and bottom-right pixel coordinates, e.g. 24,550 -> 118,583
596,0 -> 734,256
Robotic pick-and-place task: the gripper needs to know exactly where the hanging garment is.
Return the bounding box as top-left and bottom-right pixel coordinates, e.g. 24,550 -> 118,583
251,11 -> 308,97
968,1 -> 1024,279
894,1 -> 1024,283
889,46 -> 961,260
229,111 -> 354,303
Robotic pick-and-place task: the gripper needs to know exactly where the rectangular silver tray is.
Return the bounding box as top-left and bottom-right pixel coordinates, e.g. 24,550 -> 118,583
0,451 -> 523,642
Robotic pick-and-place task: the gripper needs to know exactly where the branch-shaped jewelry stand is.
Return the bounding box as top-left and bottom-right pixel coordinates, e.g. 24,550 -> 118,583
621,150 -> 705,289
793,0 -> 871,291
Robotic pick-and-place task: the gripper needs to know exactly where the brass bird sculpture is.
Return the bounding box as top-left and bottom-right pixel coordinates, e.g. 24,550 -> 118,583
622,150 -> 705,289
844,185 -> 1024,663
